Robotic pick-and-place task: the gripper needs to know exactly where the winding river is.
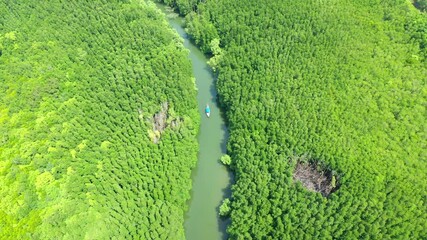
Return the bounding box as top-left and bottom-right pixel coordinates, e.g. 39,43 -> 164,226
157,4 -> 232,240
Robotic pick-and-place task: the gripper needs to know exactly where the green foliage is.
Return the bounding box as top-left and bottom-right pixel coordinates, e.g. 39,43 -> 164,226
0,0 -> 199,238
155,0 -> 203,16
331,176 -> 337,189
219,198 -> 231,217
168,0 -> 427,239
207,38 -> 224,72
185,12 -> 219,54
220,154 -> 231,165
161,0 -> 189,15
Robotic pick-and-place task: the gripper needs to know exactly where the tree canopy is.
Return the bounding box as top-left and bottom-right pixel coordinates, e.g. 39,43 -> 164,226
160,0 -> 427,238
0,0 -> 199,238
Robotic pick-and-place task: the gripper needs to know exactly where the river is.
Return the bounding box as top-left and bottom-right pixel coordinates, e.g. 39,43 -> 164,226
156,4 -> 233,240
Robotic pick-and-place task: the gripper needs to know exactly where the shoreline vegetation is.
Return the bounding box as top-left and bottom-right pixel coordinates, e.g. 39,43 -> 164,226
158,0 -> 427,239
0,0 -> 199,238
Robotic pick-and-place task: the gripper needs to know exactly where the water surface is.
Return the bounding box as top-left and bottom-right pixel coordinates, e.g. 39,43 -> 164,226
157,5 -> 233,240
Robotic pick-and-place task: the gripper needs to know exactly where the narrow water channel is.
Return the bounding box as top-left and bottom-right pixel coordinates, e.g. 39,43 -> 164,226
156,4 -> 232,240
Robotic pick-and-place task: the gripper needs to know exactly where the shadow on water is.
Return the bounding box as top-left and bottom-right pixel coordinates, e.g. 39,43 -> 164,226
206,66 -> 219,103
218,176 -> 235,240
217,193 -> 232,240
217,124 -> 234,240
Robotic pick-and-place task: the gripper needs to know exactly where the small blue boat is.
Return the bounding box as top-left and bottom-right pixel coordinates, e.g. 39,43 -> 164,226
205,104 -> 211,117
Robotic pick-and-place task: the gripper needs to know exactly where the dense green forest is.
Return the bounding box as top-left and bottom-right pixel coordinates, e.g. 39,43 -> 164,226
160,0 -> 427,239
0,0 -> 199,238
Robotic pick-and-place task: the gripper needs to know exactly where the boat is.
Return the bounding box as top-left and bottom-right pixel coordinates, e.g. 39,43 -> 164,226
205,104 -> 211,117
